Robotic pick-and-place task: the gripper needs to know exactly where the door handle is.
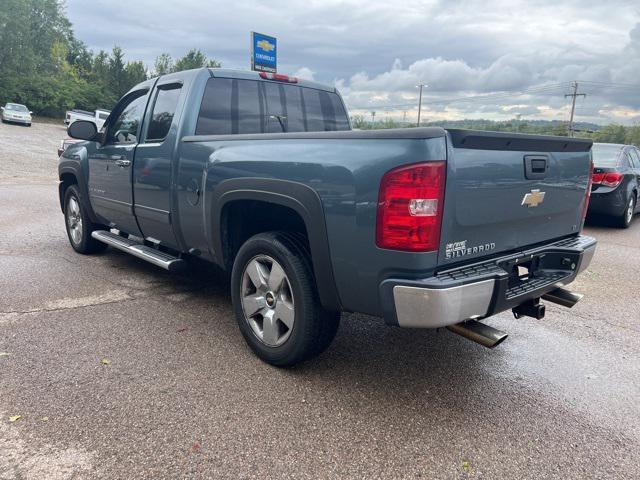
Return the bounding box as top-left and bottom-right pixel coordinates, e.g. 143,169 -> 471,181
114,159 -> 131,167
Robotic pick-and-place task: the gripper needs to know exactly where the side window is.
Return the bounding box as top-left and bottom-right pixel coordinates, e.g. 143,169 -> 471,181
146,86 -> 182,142
624,151 -> 635,169
107,91 -> 148,145
196,78 -> 263,135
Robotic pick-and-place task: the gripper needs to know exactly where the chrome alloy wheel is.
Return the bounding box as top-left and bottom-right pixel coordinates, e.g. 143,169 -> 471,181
66,196 -> 83,245
240,255 -> 295,347
625,197 -> 634,224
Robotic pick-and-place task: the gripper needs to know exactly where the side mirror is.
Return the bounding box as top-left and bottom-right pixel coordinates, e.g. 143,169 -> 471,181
0,107 -> 4,111
29,111 -> 33,114
68,120 -> 98,141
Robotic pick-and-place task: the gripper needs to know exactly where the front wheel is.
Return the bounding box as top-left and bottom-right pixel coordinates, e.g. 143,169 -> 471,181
616,195 -> 636,228
231,232 -> 340,367
64,185 -> 108,254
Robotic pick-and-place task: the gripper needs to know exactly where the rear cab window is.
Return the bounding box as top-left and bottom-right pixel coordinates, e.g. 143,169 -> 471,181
592,144 -> 623,168
195,76 -> 349,135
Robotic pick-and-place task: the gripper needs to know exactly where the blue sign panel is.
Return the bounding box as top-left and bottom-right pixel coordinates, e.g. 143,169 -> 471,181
251,32 -> 277,73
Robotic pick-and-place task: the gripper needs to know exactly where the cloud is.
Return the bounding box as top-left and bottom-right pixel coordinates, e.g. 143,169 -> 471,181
65,0 -> 640,124
292,67 -> 315,81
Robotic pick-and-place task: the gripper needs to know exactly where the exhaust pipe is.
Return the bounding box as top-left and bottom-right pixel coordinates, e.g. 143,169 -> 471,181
542,287 -> 583,308
447,320 -> 508,349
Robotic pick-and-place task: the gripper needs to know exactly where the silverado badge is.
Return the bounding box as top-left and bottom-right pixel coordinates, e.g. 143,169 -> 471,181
521,189 -> 546,208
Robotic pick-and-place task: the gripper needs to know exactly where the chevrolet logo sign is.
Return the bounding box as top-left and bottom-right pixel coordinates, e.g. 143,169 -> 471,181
521,189 -> 546,207
257,39 -> 275,52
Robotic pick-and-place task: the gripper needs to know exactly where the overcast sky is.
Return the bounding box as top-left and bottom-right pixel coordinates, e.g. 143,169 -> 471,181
66,0 -> 640,125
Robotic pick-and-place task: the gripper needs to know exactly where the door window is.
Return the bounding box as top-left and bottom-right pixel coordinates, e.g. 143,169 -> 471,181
146,86 -> 182,142
106,91 -> 148,145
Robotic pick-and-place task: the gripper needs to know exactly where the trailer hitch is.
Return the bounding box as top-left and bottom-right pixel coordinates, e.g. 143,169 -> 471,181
513,298 -> 546,320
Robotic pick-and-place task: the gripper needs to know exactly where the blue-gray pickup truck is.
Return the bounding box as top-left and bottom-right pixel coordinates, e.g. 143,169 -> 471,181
59,68 -> 596,366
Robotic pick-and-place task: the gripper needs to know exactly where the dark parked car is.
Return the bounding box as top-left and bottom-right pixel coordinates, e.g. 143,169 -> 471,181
588,143 -> 640,228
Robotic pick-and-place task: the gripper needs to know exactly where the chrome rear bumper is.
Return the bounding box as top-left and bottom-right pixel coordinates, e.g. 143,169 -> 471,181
384,235 -> 596,329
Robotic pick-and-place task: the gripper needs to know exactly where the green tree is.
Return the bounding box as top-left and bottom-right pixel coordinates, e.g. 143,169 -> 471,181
593,124 -> 627,144
125,61 -> 147,87
154,53 -> 173,76
625,125 -> 640,147
108,46 -> 128,98
173,48 -> 220,72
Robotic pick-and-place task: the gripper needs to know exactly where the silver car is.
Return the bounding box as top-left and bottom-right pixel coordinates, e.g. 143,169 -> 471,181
1,103 -> 32,126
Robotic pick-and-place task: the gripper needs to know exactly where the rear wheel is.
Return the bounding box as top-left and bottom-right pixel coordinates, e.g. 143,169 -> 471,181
64,185 -> 108,254
231,231 -> 340,367
616,195 -> 635,228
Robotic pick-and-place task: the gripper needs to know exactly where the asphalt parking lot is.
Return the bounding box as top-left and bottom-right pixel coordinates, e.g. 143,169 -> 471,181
1,120 -> 639,479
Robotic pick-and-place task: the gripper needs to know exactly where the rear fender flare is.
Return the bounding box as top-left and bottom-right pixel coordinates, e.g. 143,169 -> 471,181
207,178 -> 341,311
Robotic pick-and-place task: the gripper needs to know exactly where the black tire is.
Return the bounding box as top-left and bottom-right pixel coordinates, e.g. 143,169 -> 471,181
231,231 -> 340,367
63,184 -> 108,254
616,195 -> 635,229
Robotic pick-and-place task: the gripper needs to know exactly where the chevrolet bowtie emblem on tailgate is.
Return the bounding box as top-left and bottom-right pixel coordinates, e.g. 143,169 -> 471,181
521,189 -> 546,207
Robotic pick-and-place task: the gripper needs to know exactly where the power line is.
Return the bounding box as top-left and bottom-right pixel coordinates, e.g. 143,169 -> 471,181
577,80 -> 640,88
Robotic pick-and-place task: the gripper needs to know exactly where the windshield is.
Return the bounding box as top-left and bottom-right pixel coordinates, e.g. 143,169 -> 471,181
5,104 -> 28,112
592,144 -> 623,168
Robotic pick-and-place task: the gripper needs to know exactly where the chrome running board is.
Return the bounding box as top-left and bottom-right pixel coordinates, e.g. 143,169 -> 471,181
91,230 -> 186,272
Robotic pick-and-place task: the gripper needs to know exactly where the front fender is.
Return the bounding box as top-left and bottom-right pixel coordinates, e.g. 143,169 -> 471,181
58,145 -> 100,223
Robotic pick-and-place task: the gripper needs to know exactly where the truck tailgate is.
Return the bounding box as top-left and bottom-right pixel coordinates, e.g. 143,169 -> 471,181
439,130 -> 592,266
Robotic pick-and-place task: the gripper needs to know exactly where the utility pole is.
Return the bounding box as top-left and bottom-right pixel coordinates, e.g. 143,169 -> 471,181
370,111 -> 376,128
565,81 -> 586,137
416,83 -> 426,127
402,111 -> 407,123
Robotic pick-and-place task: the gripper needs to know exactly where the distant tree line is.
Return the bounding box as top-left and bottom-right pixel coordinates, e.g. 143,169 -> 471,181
351,115 -> 640,147
0,0 -> 220,117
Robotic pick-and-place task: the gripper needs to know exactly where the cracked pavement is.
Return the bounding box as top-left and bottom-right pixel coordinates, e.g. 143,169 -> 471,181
1,121 -> 639,479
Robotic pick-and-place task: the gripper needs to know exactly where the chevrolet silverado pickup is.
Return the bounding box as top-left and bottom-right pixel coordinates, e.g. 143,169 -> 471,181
59,67 -> 596,366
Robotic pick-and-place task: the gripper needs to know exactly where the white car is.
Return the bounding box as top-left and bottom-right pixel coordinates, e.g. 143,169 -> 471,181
1,103 -> 32,126
65,109 -> 110,131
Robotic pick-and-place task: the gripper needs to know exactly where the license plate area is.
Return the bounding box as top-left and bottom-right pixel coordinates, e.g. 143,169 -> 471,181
499,250 -> 579,300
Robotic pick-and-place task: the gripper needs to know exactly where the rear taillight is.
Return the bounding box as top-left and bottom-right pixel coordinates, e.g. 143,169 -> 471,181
582,162 -> 594,220
376,162 -> 446,252
258,72 -> 298,83
592,171 -> 623,188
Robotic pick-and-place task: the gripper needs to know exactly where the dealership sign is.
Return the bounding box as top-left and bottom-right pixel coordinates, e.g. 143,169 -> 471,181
251,32 -> 277,73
